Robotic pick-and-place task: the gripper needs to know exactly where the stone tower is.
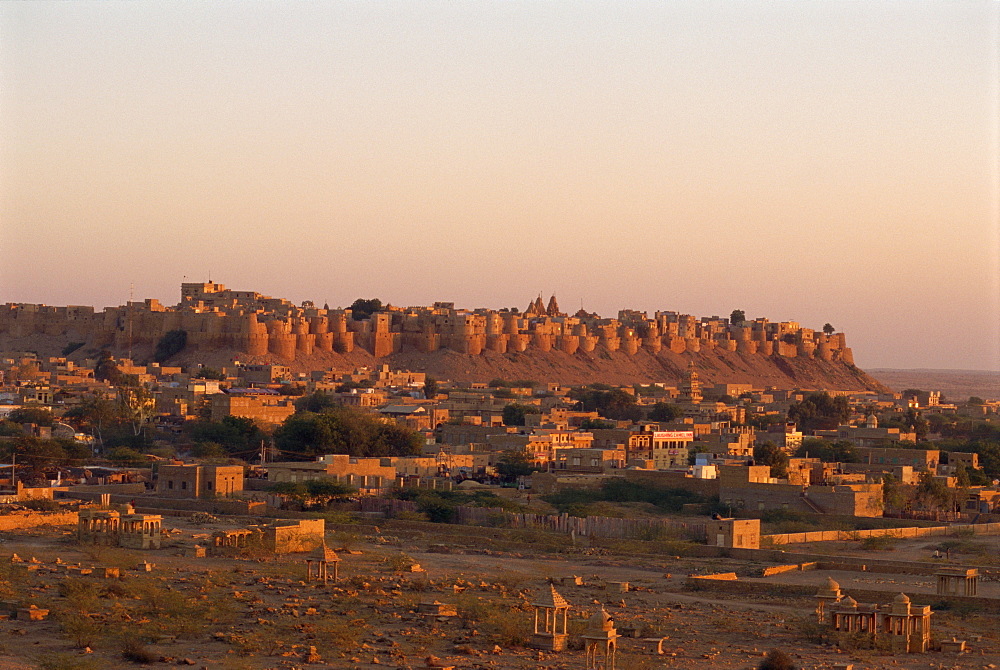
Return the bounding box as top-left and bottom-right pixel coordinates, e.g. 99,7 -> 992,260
679,361 -> 703,404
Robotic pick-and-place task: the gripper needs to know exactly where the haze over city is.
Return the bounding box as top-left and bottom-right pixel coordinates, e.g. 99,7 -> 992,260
2,1 -> 998,371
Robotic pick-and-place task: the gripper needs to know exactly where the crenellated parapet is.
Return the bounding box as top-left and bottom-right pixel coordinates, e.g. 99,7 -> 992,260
0,286 -> 856,365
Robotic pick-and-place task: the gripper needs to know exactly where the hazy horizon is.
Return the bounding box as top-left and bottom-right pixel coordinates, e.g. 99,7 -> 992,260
3,1 -> 998,371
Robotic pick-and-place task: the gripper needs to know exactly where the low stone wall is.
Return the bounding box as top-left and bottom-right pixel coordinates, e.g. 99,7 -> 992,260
761,562 -> 817,577
689,572 -> 738,581
64,483 -> 146,495
60,492 -> 265,516
763,521 -> 1000,546
683,577 -> 1000,614
358,497 -> 707,541
0,512 -> 77,530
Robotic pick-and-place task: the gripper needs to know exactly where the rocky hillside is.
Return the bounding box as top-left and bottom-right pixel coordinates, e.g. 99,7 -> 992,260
1,333 -> 887,391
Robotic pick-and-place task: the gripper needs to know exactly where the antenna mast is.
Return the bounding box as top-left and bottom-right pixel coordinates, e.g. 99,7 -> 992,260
127,283 -> 134,363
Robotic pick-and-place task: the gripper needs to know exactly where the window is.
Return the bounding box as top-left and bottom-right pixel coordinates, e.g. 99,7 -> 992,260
181,481 -> 187,490
167,481 -> 173,490
207,482 -> 213,490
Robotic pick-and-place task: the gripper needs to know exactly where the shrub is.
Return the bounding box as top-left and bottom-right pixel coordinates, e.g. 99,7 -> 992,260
20,498 -> 61,512
759,649 -> 796,670
120,639 -> 157,663
38,654 -> 102,670
860,535 -> 899,551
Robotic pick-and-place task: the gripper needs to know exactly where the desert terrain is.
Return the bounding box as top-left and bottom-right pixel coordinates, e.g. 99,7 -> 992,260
868,369 -> 1000,404
1,516 -> 998,670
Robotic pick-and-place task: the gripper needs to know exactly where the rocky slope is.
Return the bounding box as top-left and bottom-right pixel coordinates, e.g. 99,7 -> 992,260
0,333 -> 887,391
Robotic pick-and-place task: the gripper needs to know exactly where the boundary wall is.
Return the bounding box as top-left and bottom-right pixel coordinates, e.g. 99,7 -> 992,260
683,577 -> 1000,615
763,521 -> 1000,545
0,512 -> 77,530
59,492 -> 265,516
359,497 -> 707,541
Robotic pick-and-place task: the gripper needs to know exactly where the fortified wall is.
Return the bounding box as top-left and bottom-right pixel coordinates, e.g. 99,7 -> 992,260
0,283 -> 853,365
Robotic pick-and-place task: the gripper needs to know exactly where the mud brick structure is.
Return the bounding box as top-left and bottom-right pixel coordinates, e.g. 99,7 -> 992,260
77,506 -> 162,549
0,281 -> 857,365
531,584 -> 571,652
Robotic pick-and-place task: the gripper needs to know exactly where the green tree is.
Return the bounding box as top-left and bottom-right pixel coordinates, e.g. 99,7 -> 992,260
116,382 -> 155,437
795,438 -> 861,463
273,407 -> 423,459
881,473 -> 909,511
569,387 -> 641,422
7,407 -> 54,427
915,471 -> 951,511
191,441 -> 228,458
107,446 -> 147,467
423,376 -> 438,399
787,392 -> 850,432
191,366 -> 225,380
822,323 -> 835,335
348,298 -> 383,320
730,309 -> 746,324
188,415 -> 266,455
64,397 -> 120,448
3,437 -> 90,479
0,420 -> 22,437
648,402 -> 681,422
94,351 -> 123,385
754,442 -> 789,478
496,450 -> 536,482
502,403 -> 541,426
266,480 -> 354,509
954,462 -> 971,488
579,418 -> 616,430
295,391 -> 338,413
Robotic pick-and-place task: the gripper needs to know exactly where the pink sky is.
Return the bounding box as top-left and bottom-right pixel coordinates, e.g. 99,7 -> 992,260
2,1 -> 998,370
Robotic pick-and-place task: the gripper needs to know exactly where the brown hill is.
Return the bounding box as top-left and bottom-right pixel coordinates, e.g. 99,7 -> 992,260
8,335 -> 886,391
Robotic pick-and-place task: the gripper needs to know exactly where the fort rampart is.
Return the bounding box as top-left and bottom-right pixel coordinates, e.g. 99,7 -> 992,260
0,283 -> 854,366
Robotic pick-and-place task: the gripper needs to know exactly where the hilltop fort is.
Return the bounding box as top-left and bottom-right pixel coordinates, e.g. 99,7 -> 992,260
0,282 -> 884,390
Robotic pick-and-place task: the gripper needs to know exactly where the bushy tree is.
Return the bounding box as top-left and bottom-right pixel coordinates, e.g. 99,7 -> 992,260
348,298 -> 383,320
267,480 -> 354,508
188,415 -> 266,455
94,351 -> 123,385
795,438 -> 861,463
191,366 -> 225,380
648,402 -> 681,422
579,418 -> 616,430
273,407 -> 423,459
295,391 -> 338,413
116,382 -> 155,437
730,309 -> 746,324
759,649 -> 796,670
787,392 -> 850,432
502,403 -> 541,426
915,471 -> 952,511
423,376 -> 438,399
569,387 -> 641,422
107,446 -> 147,467
2,437 -> 91,479
496,450 -> 536,482
754,442 -> 789,478
7,407 -> 54,427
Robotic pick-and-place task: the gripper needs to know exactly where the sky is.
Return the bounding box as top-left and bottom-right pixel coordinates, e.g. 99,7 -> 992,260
1,1 -> 998,371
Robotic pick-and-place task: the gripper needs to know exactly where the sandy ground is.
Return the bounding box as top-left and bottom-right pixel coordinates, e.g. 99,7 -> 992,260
867,369 -> 1000,403
0,520 -> 998,670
